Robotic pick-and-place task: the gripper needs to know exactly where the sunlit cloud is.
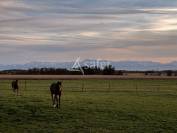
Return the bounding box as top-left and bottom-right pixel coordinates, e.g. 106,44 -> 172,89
79,32 -> 101,37
151,17 -> 177,31
0,0 -> 177,64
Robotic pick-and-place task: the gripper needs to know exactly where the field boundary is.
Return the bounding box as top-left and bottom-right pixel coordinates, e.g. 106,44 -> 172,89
0,75 -> 177,80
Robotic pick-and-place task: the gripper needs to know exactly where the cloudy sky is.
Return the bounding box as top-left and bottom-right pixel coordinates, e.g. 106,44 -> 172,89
0,0 -> 177,64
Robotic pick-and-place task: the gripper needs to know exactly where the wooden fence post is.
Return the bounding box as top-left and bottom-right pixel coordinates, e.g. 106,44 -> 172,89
25,80 -> 27,91
82,80 -> 85,92
135,82 -> 138,94
108,80 -> 111,91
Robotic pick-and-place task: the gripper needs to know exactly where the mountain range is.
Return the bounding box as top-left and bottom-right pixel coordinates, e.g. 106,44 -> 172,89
0,59 -> 177,71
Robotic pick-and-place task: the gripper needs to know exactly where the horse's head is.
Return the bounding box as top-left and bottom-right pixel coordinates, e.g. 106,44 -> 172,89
57,81 -> 62,87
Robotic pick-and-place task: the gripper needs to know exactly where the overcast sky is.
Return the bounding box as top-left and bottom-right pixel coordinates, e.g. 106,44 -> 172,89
0,0 -> 177,64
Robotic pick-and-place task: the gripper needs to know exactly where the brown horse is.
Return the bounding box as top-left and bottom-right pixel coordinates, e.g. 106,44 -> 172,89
11,80 -> 19,96
50,81 -> 62,108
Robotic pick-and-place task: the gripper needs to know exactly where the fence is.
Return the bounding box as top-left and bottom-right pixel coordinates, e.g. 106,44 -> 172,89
0,78 -> 177,93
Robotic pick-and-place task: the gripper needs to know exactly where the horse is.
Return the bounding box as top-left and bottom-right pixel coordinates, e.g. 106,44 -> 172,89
11,80 -> 19,96
50,81 -> 62,108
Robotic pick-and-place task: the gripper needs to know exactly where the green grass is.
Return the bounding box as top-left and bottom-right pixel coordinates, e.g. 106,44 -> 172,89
1,79 -> 177,133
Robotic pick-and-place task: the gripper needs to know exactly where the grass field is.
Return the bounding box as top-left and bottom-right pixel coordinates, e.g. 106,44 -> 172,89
1,79 -> 177,133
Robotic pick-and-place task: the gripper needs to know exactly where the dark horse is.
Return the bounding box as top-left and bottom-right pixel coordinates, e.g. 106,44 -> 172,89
50,81 -> 62,108
11,80 -> 19,96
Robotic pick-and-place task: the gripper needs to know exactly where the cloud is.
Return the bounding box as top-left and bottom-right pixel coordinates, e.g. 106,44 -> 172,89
0,0 -> 177,64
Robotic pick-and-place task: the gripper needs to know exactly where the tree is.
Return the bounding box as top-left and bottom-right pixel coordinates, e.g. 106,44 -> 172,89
103,65 -> 115,75
166,70 -> 173,76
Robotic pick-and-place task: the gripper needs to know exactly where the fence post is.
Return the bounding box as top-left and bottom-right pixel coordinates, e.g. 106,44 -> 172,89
107,80 -> 111,91
108,80 -> 111,91
135,82 -> 138,94
82,80 -> 85,92
25,80 -> 27,91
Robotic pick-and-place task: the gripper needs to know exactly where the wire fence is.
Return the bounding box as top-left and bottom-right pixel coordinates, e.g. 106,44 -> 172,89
1,79 -> 177,93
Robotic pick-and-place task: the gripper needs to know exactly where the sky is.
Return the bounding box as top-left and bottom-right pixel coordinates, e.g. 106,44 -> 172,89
0,0 -> 177,64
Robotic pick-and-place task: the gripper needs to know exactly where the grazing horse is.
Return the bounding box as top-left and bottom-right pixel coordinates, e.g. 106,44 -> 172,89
50,81 -> 62,108
11,80 -> 19,96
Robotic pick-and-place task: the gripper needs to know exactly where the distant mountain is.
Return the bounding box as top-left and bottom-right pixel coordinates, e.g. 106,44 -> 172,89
0,60 -> 177,71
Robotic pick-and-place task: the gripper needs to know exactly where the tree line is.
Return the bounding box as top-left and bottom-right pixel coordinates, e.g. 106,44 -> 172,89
0,66 -> 177,76
0,65 -> 116,75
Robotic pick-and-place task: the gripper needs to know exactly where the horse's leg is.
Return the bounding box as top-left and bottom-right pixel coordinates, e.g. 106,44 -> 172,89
16,88 -> 19,96
13,88 -> 16,95
58,91 -> 61,108
56,95 -> 59,108
54,95 -> 58,108
51,93 -> 54,106
12,87 -> 15,93
58,95 -> 61,108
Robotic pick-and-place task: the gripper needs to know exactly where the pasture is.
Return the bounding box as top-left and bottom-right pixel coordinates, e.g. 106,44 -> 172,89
1,79 -> 177,133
